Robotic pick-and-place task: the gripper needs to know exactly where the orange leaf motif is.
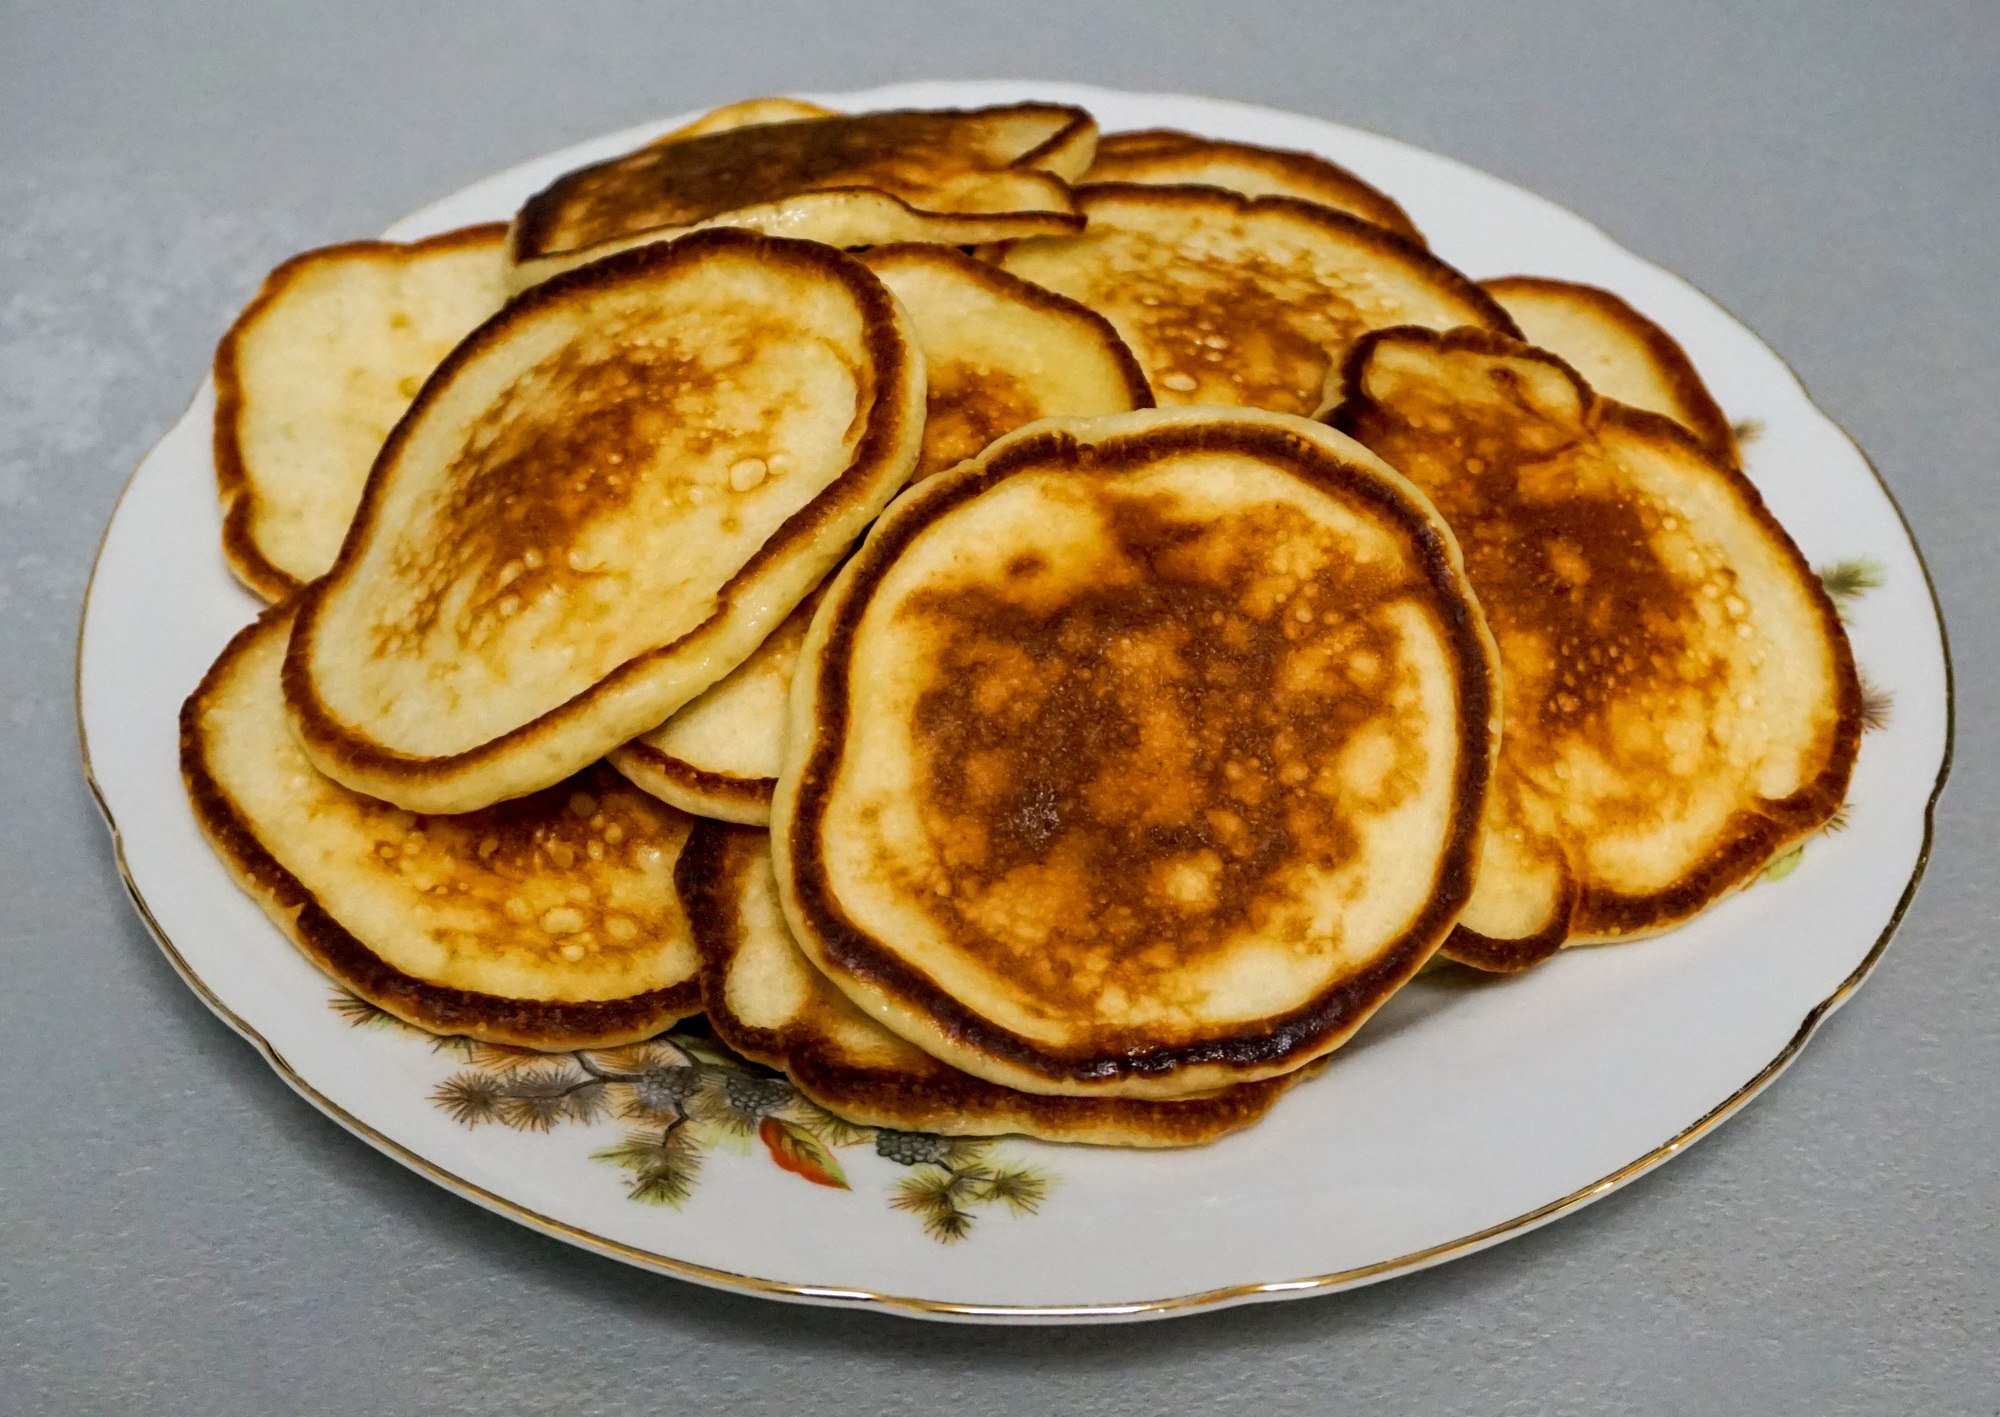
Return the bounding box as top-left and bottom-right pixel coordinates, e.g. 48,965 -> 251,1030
759,1116 -> 850,1189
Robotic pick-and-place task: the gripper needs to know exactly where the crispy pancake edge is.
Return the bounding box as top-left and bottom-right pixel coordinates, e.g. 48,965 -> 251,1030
1087,128 -> 1425,244
679,821 -> 1314,1145
211,223 -> 509,602
775,410 -> 1500,1093
609,738 -> 773,825
1326,324 -> 1862,969
182,606 -> 702,1048
1481,275 -> 1738,467
282,228 -> 923,812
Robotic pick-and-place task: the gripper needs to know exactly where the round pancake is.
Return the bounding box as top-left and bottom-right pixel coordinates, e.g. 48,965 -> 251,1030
773,406 -> 1499,1099
1085,128 -> 1423,244
507,103 -> 1097,292
183,608 -> 702,1049
1482,276 -> 1737,466
213,224 -> 508,599
1328,327 -> 1859,970
858,244 -> 1154,479
608,586 -> 823,825
680,822 -> 1319,1145
284,230 -> 925,815
993,184 -> 1512,417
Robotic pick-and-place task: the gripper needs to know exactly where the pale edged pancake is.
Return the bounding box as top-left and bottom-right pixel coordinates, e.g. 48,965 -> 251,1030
773,406 -> 1500,1099
1328,326 -> 1859,970
992,184 -> 1513,417
608,587 -> 824,825
285,229 -> 926,815
183,608 -> 701,1049
607,245 -> 1153,824
644,96 -> 838,146
1482,276 -> 1736,466
507,103 -> 1097,292
680,822 -> 1317,1144
1085,128 -> 1423,244
858,243 -> 1154,479
213,224 -> 508,599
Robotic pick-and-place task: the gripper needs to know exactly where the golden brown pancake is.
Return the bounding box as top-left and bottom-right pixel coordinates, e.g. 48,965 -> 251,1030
993,183 -> 1513,417
680,822 -> 1320,1144
608,587 -> 824,825
1482,276 -> 1737,465
857,243 -> 1154,479
644,96 -> 838,146
213,224 -> 508,599
506,103 -> 1097,292
1328,327 -> 1860,970
284,230 -> 925,815
183,608 -> 702,1049
773,406 -> 1500,1099
1085,128 -> 1423,244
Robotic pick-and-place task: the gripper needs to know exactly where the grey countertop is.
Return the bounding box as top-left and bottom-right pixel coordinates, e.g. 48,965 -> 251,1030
5,2 -> 1995,1412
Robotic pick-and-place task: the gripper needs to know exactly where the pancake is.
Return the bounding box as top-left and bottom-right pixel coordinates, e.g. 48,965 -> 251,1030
213,224 -> 508,599
284,229 -> 925,815
1482,276 -> 1736,465
680,822 -> 1317,1144
1085,129 -> 1423,244
506,102 -> 1097,292
858,244 -> 1154,479
645,96 -> 837,146
608,587 -> 823,825
183,608 -> 702,1049
773,406 -> 1499,1099
992,184 -> 1512,417
1328,327 -> 1860,970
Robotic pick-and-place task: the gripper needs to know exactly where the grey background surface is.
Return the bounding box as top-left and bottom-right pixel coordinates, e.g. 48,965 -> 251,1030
3,2 -> 1993,1413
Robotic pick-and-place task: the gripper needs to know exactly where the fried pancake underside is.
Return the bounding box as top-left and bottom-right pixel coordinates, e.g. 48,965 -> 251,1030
213,224 -> 508,600
1085,128 -> 1424,244
1481,275 -> 1737,466
182,609 -> 703,1048
283,229 -> 926,815
682,823 -> 1317,1145
506,102 -> 1098,292
774,406 -> 1499,1100
607,242 -> 1155,824
1329,328 -> 1859,970
993,183 -> 1512,418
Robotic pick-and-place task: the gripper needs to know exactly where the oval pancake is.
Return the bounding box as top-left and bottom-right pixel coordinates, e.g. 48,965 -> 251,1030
1085,129 -> 1423,244
993,184 -> 1512,417
773,406 -> 1500,1099
680,823 -> 1318,1145
507,103 -> 1097,292
183,608 -> 702,1049
1482,276 -> 1737,466
1328,327 -> 1860,970
285,229 -> 925,815
858,244 -> 1154,479
607,246 -> 1153,825
213,224 -> 508,599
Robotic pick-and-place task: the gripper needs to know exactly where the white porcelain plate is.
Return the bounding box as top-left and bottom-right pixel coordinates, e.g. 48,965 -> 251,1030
78,80 -> 1951,1323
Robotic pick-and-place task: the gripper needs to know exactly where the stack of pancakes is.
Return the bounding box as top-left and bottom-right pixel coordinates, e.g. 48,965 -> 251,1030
185,98 -> 1860,1143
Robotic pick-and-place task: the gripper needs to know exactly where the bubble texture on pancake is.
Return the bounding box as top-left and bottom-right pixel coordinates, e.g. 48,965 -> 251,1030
284,229 -> 926,815
1329,327 -> 1859,970
994,184 -> 1512,418
680,823 -> 1319,1144
1482,276 -> 1737,466
213,224 -> 508,599
183,609 -> 702,1049
1085,129 -> 1424,244
774,406 -> 1499,1098
507,103 -> 1097,292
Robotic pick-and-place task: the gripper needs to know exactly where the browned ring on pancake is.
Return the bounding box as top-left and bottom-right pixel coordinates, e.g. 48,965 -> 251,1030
678,821 -> 1319,1145
775,408 -> 1500,1098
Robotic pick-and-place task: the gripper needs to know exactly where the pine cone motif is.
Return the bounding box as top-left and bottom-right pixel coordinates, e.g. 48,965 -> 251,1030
721,1071 -> 792,1119
631,1066 -> 700,1113
875,1130 -> 953,1166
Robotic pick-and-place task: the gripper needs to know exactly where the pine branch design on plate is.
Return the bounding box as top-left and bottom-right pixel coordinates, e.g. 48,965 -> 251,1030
330,993 -> 1056,1242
